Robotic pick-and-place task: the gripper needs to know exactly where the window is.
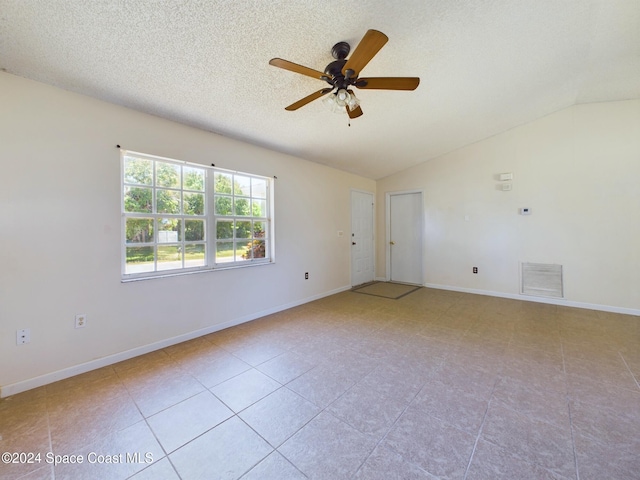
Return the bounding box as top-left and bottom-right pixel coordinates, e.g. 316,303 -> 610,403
213,171 -> 269,264
121,150 -> 272,279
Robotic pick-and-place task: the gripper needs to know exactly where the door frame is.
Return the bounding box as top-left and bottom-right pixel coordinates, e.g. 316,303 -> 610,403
385,189 -> 424,284
350,188 -> 376,287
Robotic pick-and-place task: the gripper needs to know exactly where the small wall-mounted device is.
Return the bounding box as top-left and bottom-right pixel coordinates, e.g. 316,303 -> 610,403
499,173 -> 513,181
519,207 -> 531,215
502,183 -> 512,191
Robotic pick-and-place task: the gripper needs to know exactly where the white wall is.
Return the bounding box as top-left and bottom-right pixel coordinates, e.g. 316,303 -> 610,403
377,100 -> 640,313
0,72 -> 375,396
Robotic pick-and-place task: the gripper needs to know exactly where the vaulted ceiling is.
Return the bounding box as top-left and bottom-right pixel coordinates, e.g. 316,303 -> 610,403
1,1 -> 638,179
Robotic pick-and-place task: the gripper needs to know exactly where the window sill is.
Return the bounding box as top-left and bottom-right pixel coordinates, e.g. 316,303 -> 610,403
121,260 -> 274,283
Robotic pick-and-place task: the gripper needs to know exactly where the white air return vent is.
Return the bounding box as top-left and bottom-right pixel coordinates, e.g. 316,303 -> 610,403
521,263 -> 563,298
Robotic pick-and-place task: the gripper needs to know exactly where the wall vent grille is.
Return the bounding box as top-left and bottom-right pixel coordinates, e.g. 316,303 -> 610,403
521,263 -> 563,298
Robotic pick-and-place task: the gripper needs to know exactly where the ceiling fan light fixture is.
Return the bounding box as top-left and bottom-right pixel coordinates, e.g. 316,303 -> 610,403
322,92 -> 337,111
323,88 -> 360,115
335,88 -> 350,107
346,91 -> 360,111
323,89 -> 353,114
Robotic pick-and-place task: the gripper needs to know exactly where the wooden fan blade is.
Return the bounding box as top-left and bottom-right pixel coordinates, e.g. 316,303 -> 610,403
356,77 -> 420,90
269,58 -> 327,80
285,88 -> 333,111
347,105 -> 363,119
342,30 -> 388,77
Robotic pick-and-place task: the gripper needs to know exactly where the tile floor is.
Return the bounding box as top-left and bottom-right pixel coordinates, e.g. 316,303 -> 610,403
1,288 -> 640,479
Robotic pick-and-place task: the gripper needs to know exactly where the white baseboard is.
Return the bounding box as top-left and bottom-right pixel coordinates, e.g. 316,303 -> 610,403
424,283 -> 640,316
0,285 -> 351,398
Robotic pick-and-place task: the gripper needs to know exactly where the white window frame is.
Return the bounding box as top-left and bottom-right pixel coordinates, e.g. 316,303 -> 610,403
121,150 -> 274,281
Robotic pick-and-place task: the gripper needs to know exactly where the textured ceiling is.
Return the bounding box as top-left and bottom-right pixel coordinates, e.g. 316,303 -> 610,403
1,0 -> 639,179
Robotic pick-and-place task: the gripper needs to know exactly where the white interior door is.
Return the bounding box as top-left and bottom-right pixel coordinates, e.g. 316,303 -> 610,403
351,190 -> 374,286
389,192 -> 423,285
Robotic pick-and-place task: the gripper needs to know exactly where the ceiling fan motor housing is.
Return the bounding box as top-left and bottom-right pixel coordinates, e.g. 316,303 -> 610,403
324,59 -> 348,84
325,42 -> 356,89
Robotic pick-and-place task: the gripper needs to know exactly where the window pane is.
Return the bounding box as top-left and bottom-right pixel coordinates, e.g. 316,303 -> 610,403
125,218 -> 154,243
235,221 -> 251,239
235,198 -> 250,216
252,199 -> 266,217
234,175 -> 251,196
158,218 -> 181,243
215,173 -> 232,194
156,189 -> 181,214
215,195 -> 233,215
185,244 -> 205,268
216,241 -> 234,263
125,246 -> 154,274
184,192 -> 205,215
156,162 -> 181,188
253,221 -> 266,238
183,167 -> 205,191
252,178 -> 267,198
185,219 -> 205,241
216,220 -> 233,240
251,240 -> 266,258
124,186 -> 152,213
157,245 -> 182,271
236,241 -> 251,261
124,157 -> 152,185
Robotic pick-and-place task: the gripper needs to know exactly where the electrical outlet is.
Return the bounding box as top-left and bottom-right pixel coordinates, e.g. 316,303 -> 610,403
16,329 -> 31,345
473,267 -> 478,274
305,272 -> 309,280
75,314 -> 87,328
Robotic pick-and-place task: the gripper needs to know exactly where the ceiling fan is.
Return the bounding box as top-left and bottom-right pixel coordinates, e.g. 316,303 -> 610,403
269,29 -> 420,119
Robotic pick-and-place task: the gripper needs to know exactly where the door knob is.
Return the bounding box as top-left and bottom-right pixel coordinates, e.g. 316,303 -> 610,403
352,242 -> 356,245
390,241 -> 395,245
